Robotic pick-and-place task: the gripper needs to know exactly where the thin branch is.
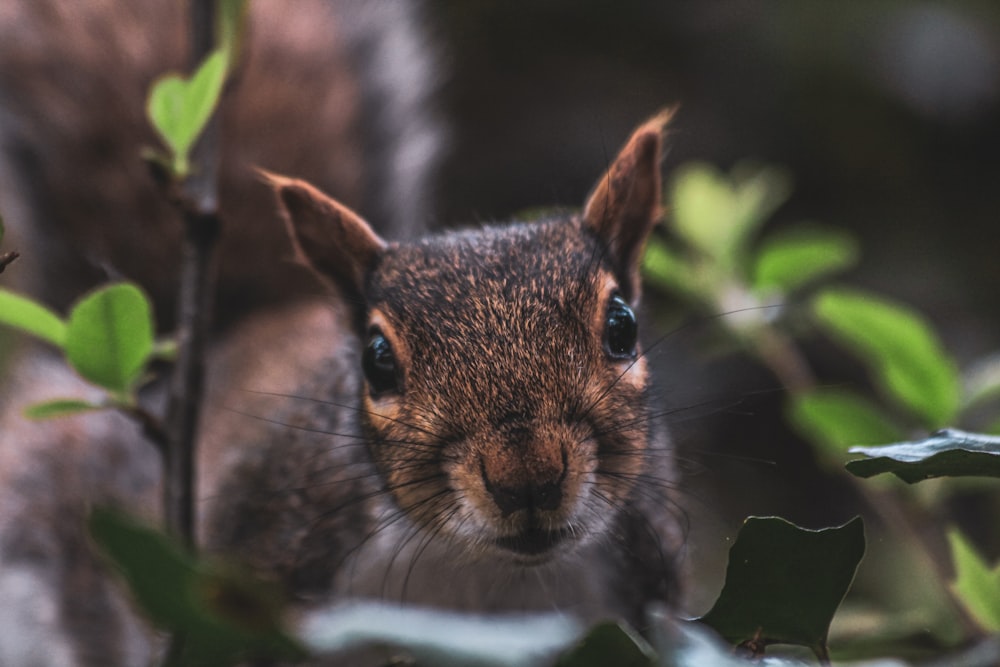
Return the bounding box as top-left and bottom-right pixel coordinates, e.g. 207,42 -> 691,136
162,0 -> 221,549
748,325 -> 816,395
0,250 -> 19,273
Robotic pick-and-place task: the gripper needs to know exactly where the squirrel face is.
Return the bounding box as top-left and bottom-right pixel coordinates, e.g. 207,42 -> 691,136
361,222 -> 649,562
266,109 -> 674,564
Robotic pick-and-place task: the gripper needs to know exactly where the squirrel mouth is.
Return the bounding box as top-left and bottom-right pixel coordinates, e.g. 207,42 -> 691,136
494,526 -> 573,560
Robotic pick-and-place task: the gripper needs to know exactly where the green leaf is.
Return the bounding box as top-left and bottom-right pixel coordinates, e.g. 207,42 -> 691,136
65,283 -> 154,393
300,601 -> 580,667
641,236 -> 701,300
847,429 -> 1000,482
698,516 -> 865,661
24,399 -> 104,420
813,288 -> 960,428
752,225 -> 858,294
89,508 -> 304,666
147,49 -> 228,178
558,621 -> 655,667
0,288 -> 67,348
948,528 -> 1000,633
670,163 -> 791,270
788,389 -> 904,457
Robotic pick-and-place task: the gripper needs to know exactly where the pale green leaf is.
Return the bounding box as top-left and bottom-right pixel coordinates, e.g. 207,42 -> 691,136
24,399 -> 104,420
670,163 -> 791,271
948,528 -> 1000,633
788,389 -> 904,457
731,162 -> 794,230
753,226 -> 858,294
65,283 -> 154,393
147,49 -> 228,177
0,288 -> 67,348
813,288 -> 960,428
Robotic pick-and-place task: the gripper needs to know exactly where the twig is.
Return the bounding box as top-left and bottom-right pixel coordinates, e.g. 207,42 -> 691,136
748,325 -> 816,395
160,3 -> 221,664
163,0 -> 220,548
0,250 -> 19,273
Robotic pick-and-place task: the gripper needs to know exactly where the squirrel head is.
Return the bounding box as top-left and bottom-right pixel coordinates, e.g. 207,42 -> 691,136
266,110 -> 674,563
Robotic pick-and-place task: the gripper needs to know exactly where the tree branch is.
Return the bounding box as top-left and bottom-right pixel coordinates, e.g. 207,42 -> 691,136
162,0 -> 221,549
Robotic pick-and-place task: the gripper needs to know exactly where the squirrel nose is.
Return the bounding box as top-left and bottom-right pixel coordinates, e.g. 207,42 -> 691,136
488,479 -> 563,517
480,458 -> 564,517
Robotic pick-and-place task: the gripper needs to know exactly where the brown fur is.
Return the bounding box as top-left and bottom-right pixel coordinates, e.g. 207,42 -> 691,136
198,114 -> 682,625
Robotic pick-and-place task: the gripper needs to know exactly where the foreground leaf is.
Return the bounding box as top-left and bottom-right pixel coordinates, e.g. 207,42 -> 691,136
698,516 -> 865,661
65,283 -> 154,394
89,508 -> 303,666
949,529 -> 1000,633
847,429 -> 1000,483
301,602 -> 580,667
813,288 -> 960,428
147,49 -> 228,177
0,288 -> 67,348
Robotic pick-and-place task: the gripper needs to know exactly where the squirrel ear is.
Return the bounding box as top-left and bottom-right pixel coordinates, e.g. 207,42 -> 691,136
262,170 -> 386,299
582,108 -> 676,301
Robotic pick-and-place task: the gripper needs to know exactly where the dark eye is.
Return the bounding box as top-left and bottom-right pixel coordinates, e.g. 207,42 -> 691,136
604,294 -> 638,359
362,331 -> 399,395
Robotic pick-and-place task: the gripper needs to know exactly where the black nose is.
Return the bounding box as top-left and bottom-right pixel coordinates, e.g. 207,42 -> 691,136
483,471 -> 563,517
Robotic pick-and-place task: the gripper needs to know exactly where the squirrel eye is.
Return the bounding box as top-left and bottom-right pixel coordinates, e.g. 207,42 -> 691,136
362,331 -> 399,395
604,294 -> 638,359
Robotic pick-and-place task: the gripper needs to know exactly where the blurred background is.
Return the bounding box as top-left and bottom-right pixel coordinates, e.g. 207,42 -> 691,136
1,0 -> 998,659
424,0 -> 1000,654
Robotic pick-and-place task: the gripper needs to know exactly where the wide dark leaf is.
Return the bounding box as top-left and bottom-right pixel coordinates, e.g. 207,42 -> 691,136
847,429 -> 1000,483
698,516 -> 865,661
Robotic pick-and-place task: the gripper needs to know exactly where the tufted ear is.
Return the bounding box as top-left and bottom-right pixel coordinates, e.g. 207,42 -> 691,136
582,108 -> 676,302
262,171 -> 386,302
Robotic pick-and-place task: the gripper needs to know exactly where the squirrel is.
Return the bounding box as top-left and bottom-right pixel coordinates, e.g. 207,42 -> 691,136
199,111 -> 683,622
0,2 -> 682,665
